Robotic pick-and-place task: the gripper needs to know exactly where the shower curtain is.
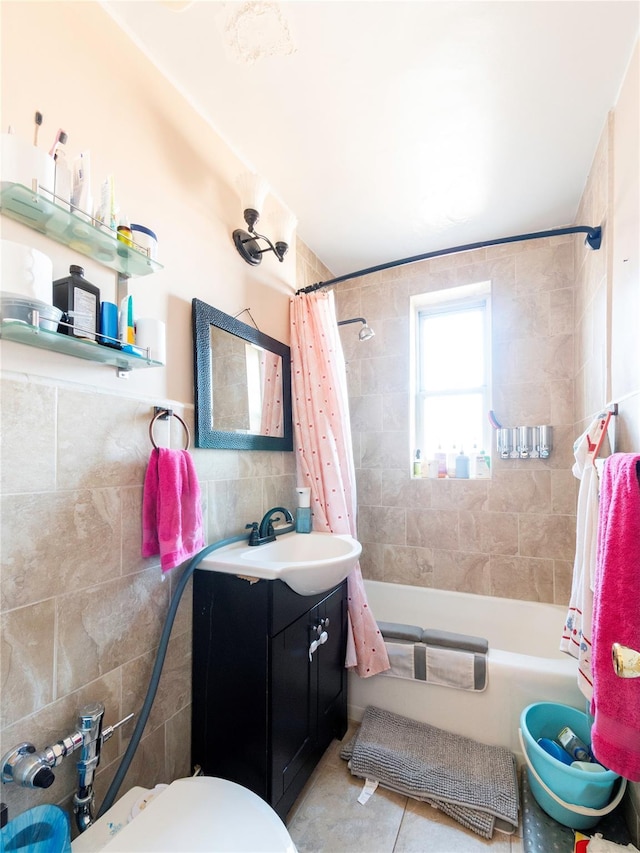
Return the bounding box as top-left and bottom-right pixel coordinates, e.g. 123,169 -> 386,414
290,290 -> 389,677
259,351 -> 284,437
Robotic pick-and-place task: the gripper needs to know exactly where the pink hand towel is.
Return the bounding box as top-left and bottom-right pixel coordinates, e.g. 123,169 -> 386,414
142,448 -> 205,573
590,453 -> 640,781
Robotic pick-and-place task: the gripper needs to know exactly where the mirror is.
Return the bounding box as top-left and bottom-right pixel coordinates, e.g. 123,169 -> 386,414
192,298 -> 293,450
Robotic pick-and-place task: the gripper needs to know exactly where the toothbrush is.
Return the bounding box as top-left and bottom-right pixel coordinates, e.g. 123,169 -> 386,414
49,128 -> 68,158
33,111 -> 43,146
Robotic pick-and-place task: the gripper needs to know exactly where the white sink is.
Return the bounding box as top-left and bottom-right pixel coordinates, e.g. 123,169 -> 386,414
198,531 -> 361,595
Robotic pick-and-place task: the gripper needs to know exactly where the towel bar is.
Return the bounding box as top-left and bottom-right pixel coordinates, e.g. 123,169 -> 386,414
149,408 -> 191,451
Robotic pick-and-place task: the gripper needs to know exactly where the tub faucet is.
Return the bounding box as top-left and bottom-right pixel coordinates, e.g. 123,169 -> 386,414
247,506 -> 295,545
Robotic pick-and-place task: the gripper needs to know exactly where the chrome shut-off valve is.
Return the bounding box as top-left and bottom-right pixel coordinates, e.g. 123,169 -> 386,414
1,703 -> 134,790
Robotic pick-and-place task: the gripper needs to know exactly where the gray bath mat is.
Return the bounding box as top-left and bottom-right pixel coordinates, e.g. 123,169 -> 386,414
341,705 -> 519,839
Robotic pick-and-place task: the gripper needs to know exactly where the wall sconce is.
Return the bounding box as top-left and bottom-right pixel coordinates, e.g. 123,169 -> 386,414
337,317 -> 375,341
232,173 -> 297,266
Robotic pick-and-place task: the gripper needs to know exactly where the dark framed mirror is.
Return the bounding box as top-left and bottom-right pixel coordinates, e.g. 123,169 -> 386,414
192,298 -> 293,450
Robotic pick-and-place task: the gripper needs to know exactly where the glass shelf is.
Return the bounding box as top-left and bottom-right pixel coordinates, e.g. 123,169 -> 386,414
0,182 -> 163,278
0,320 -> 164,371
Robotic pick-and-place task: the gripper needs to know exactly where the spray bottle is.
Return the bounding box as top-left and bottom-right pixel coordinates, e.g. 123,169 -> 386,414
295,487 -> 312,534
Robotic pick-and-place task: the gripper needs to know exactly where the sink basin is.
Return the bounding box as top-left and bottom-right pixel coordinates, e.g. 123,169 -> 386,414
198,531 -> 361,595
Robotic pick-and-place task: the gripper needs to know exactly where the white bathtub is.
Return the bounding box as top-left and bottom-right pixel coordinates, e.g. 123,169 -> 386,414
348,581 -> 585,758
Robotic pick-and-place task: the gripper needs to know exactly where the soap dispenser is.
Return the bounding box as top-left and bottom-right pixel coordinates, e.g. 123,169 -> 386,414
295,487 -> 312,533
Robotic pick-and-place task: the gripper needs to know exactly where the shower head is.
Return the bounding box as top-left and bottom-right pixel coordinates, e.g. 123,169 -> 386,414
337,317 -> 375,342
358,323 -> 375,341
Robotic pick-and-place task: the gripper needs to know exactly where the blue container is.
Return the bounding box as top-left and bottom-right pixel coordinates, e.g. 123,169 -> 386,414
537,737 -> 573,765
0,804 -> 71,852
520,702 -> 624,830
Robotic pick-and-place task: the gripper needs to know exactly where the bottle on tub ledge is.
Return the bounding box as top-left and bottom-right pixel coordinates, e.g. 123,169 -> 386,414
295,487 -> 312,533
435,445 -> 447,478
472,444 -> 491,479
455,448 -> 470,479
446,444 -> 458,478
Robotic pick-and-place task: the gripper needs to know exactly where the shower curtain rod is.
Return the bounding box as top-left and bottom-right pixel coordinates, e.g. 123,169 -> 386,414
295,224 -> 602,295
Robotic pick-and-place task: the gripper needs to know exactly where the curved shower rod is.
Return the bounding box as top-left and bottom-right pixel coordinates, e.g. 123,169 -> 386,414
295,224 -> 602,295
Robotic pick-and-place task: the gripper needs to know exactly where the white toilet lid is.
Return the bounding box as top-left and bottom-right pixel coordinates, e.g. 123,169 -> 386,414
101,776 -> 296,853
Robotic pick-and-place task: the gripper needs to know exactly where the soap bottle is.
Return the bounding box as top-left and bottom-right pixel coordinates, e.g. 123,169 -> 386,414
455,448 -> 470,479
295,487 -> 312,534
413,449 -> 422,477
446,444 -> 458,478
475,448 -> 491,479
435,446 -> 447,478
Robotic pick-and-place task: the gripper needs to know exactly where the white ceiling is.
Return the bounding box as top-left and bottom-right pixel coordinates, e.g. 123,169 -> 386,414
102,1 -> 639,278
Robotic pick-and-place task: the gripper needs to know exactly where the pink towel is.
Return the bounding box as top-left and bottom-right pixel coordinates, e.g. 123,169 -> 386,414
590,453 -> 640,781
142,448 -> 205,573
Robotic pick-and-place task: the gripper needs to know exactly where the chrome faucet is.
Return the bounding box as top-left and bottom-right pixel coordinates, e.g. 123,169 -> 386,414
246,506 -> 295,546
1,703 -> 133,833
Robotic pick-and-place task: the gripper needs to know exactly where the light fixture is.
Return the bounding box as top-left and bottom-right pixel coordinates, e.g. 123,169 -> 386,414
232,173 -> 297,266
337,317 -> 375,341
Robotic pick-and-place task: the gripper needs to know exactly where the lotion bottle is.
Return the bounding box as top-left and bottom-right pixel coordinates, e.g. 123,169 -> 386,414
455,448 -> 470,479
295,487 -> 312,533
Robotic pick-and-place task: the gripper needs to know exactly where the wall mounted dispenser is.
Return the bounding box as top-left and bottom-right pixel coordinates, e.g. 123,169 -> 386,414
496,425 -> 553,459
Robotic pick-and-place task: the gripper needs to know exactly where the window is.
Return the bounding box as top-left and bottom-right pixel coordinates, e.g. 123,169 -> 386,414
411,282 -> 491,472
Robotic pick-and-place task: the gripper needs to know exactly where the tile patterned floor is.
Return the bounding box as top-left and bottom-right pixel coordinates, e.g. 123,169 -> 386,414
286,724 -> 525,853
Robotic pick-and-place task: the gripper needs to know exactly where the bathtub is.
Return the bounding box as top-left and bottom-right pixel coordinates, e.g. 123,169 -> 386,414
348,581 -> 584,758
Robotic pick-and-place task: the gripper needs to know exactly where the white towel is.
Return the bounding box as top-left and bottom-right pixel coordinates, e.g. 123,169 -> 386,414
560,418 -> 601,700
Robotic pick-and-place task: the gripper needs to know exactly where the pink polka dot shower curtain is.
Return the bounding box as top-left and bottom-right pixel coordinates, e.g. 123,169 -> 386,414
259,350 -> 284,437
290,291 -> 389,677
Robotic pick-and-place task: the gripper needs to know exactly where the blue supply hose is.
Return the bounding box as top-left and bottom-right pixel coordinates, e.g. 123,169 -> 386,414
96,533 -> 248,819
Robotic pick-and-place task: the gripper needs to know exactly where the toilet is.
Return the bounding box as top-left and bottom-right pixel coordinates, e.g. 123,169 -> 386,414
71,776 -> 297,852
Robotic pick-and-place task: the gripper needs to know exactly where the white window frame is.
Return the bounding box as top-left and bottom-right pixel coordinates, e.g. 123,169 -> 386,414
410,281 -> 492,471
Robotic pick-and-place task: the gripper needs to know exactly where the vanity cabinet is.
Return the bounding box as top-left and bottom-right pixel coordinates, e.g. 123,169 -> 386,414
191,570 -> 348,820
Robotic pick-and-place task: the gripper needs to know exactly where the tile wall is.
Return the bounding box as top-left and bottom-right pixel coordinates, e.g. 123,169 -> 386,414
334,236 -> 578,605
0,378 -> 295,828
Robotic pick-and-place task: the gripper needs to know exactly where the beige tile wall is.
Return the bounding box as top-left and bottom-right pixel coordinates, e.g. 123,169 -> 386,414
333,237 -> 578,605
0,375 -> 295,830
573,112 -> 640,847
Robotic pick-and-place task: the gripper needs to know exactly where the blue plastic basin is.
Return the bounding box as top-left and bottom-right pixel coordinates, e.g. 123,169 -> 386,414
520,702 -> 621,829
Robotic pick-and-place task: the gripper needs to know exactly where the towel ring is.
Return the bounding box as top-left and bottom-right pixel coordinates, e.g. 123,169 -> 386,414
149,409 -> 191,451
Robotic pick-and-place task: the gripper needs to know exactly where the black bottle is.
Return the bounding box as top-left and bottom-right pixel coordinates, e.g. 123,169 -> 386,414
53,265 -> 100,341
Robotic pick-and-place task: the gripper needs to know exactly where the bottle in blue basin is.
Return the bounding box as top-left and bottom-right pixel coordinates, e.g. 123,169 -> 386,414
557,726 -> 592,762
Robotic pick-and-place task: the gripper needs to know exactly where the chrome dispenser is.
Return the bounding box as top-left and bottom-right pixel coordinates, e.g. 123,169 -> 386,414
537,425 -> 553,458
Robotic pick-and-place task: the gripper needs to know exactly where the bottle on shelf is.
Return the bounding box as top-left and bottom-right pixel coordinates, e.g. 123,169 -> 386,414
117,214 -> 133,252
413,449 -> 422,477
446,445 -> 458,478
471,444 -> 491,479
455,448 -> 470,479
435,446 -> 447,478
53,265 -> 100,342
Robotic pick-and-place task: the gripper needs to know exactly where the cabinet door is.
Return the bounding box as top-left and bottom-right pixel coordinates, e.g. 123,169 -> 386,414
316,584 -> 348,749
270,606 -> 316,806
